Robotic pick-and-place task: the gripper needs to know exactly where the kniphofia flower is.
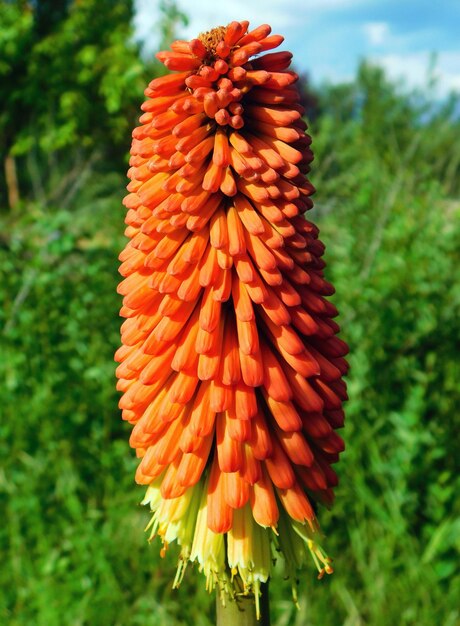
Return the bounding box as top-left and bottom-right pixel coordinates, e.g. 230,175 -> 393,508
116,20 -> 348,614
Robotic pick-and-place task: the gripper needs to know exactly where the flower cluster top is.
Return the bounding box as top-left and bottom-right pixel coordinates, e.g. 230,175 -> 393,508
154,21 -> 297,130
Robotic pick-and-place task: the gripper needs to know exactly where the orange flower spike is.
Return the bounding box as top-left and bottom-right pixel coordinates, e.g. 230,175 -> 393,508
117,19 -> 348,611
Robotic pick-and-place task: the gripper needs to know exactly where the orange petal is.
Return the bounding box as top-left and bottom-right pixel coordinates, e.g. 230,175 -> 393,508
227,204 -> 246,256
147,408 -> 190,465
260,311 -> 305,355
246,103 -> 300,126
315,431 -> 345,455
263,393 -> 302,432
241,444 -> 262,484
188,383 -> 216,437
279,361 -> 324,412
170,304 -> 201,372
264,436 -> 296,489
168,370 -> 199,404
248,411 -> 273,460
198,244 -> 220,287
275,427 -> 314,467
239,348 -> 264,387
273,280 -> 302,307
226,410 -> 252,442
259,288 -> 291,326
251,48 -> 292,70
136,451 -> 166,484
213,127 -> 231,166
181,228 -> 209,264
236,316 -> 259,355
160,457 -> 188,499
243,132 -> 285,169
312,379 -> 343,410
234,194 -> 265,235
220,166 -> 237,196
245,230 -> 278,271
187,197 -> 223,231
232,275 -> 254,321
156,51 -> 201,71
224,471 -> 250,509
172,112 -> 207,138
307,345 -> 343,382
261,343 -> 293,402
176,433 -> 213,487
296,461 -> 328,492
147,71 -> 193,94
209,379 -> 233,412
213,264 -> 232,298
149,299 -> 196,343
277,482 -> 315,525
207,456 -> 233,533
138,343 -> 176,384
202,161 -> 224,193
216,412 -> 244,473
290,306 -> 319,335
176,264 -> 202,302
300,412 -> 333,439
250,466 -> 279,527
209,207 -> 228,249
238,23 -> 271,45
234,382 -> 258,420
198,316 -> 224,380
199,286 -> 222,332
220,314 -> 241,385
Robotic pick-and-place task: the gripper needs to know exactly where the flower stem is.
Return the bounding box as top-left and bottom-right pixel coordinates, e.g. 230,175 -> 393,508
216,583 -> 270,626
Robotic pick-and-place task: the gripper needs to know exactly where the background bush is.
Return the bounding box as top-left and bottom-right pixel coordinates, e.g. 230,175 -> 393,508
1,2 -> 459,624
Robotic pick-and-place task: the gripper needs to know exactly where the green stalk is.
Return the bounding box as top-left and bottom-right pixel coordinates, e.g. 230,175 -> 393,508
216,583 -> 270,626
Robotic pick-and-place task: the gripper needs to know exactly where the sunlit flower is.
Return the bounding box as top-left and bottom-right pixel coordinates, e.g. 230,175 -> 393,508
116,20 -> 348,612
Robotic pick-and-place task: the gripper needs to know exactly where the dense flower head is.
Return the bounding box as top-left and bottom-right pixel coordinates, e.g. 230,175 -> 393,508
116,20 -> 348,610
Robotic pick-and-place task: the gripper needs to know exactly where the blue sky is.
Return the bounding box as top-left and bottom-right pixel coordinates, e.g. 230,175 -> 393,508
135,0 -> 460,96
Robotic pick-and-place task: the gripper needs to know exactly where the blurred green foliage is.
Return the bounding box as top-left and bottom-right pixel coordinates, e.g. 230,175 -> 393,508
1,2 -> 459,625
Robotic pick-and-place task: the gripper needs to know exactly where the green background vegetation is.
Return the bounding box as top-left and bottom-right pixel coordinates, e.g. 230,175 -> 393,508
1,1 -> 459,624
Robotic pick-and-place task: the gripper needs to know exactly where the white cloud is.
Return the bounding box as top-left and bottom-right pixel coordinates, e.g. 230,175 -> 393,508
284,0 -> 372,9
179,2 -> 298,40
134,0 -> 373,50
134,0 -> 301,49
371,51 -> 460,95
363,21 -> 389,46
